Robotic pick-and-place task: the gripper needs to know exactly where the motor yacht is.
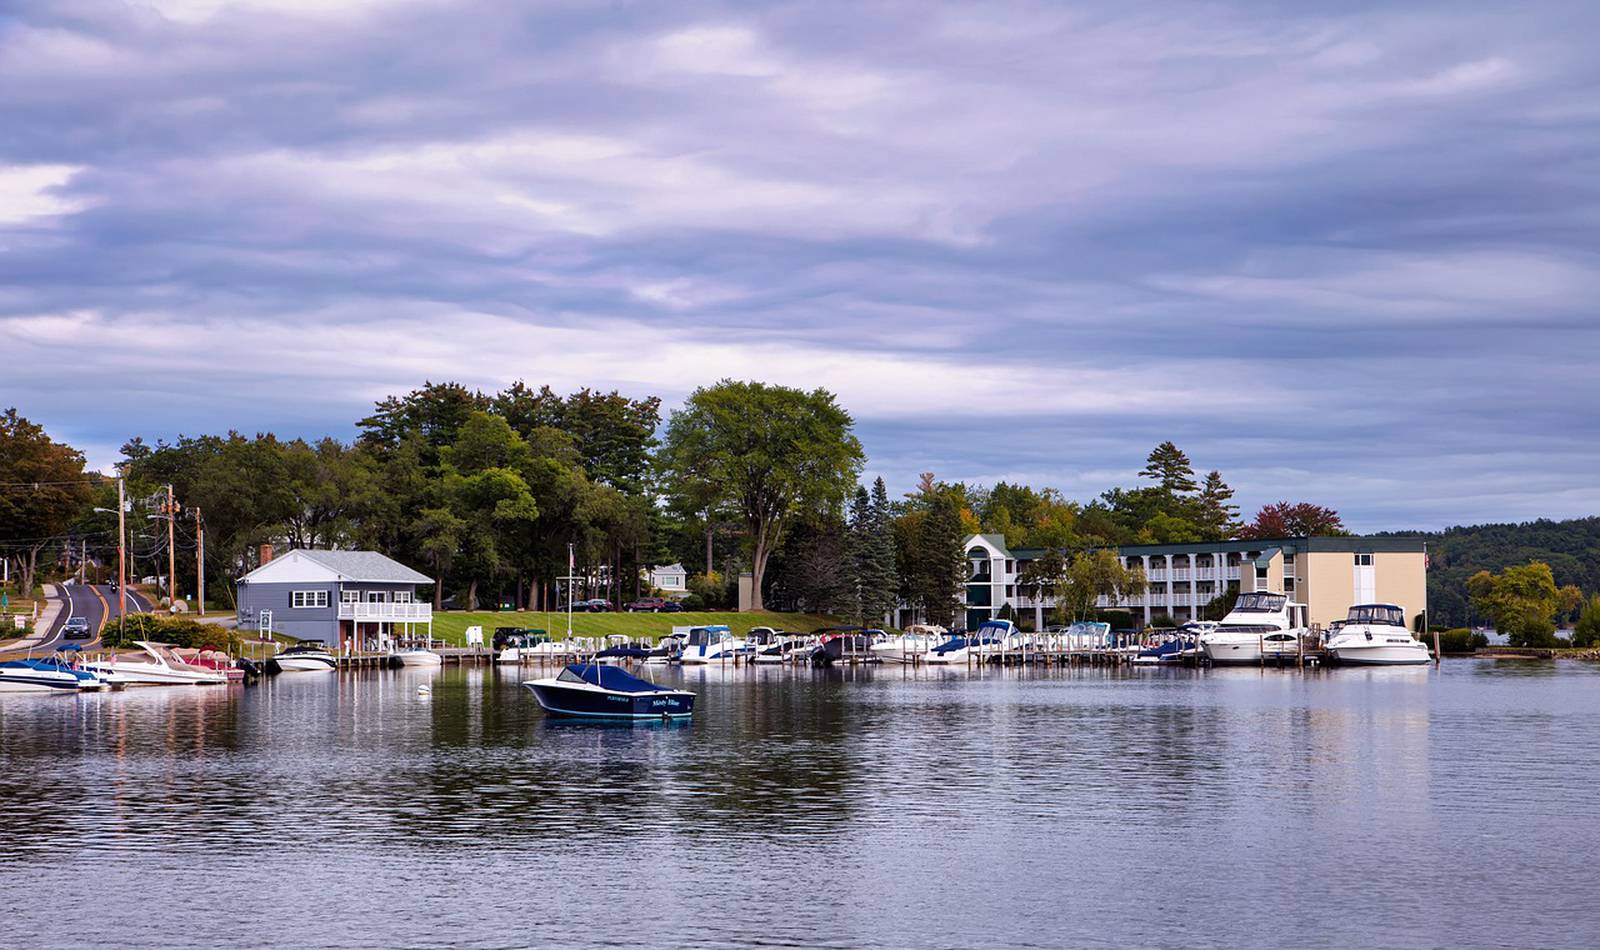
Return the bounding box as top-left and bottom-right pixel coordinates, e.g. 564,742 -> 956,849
267,641 -> 339,673
1325,604 -> 1431,665
523,663 -> 695,720
678,625 -> 745,664
870,624 -> 946,664
1198,593 -> 1308,665
83,641 -> 229,685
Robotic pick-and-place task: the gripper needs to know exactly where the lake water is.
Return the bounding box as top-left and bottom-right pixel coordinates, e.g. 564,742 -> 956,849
3,659 -> 1598,949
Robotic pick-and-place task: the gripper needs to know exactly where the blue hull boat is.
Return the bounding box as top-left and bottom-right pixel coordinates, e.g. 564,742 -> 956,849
523,663 -> 695,720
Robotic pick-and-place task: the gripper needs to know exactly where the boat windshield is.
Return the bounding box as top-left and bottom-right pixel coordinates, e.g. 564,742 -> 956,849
1235,592 -> 1287,613
556,667 -> 589,684
1346,605 -> 1405,627
686,628 -> 726,646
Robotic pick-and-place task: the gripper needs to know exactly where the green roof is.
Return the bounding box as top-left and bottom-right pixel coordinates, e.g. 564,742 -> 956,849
975,534 -> 1425,561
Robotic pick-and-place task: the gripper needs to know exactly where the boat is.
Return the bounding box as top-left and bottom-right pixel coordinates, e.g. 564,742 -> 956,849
1198,593 -> 1308,665
0,653 -> 100,693
176,648 -> 247,682
1132,622 -> 1211,666
270,641 -> 339,673
809,627 -> 882,666
522,663 -> 695,720
678,625 -> 745,664
871,624 -> 947,664
926,620 -> 1014,665
1325,604 -> 1431,666
390,647 -> 444,668
495,635 -> 571,664
595,636 -> 653,663
643,635 -> 685,664
746,627 -> 802,664
82,641 -> 229,686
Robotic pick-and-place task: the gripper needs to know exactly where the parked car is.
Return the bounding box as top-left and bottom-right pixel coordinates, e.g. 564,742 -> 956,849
575,598 -> 612,613
624,597 -> 669,612
61,617 -> 92,640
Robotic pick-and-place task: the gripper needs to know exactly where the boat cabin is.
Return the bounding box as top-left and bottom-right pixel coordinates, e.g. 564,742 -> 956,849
1345,604 -> 1406,628
684,625 -> 731,647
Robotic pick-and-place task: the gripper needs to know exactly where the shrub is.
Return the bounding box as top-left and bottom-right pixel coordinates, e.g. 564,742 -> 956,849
1149,613 -> 1178,629
103,614 -> 240,652
1573,595 -> 1600,648
1435,628 -> 1490,654
680,593 -> 706,611
1094,610 -> 1135,630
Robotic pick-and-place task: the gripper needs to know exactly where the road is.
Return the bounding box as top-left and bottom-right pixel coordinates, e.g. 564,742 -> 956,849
36,583 -> 153,651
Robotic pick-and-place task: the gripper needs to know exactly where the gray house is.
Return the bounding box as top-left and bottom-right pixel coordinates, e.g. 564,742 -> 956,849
236,549 -> 433,649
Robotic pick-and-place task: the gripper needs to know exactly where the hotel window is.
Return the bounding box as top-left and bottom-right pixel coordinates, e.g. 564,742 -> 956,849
1355,553 -> 1373,566
292,590 -> 328,609
1255,564 -> 1268,582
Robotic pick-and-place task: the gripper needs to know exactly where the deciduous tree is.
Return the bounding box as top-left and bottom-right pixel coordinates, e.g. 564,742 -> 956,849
1238,501 -> 1347,539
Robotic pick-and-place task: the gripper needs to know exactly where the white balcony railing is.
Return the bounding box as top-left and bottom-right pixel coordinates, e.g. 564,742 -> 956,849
1146,570 -> 1168,582
1171,569 -> 1190,582
338,602 -> 433,622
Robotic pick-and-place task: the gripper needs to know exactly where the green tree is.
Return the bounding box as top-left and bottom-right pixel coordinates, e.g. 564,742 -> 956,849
1573,594 -> 1600,648
662,381 -> 863,611
1196,470 -> 1240,538
1140,441 -> 1198,495
438,413 -> 540,609
906,490 -> 968,626
0,409 -> 95,597
1466,561 -> 1578,647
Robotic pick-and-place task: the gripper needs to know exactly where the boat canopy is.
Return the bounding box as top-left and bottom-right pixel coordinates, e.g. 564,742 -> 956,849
1346,604 -> 1406,627
557,663 -> 669,694
1234,592 -> 1287,613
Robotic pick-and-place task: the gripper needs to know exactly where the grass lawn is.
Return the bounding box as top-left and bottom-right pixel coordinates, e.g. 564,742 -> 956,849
427,610 -> 843,646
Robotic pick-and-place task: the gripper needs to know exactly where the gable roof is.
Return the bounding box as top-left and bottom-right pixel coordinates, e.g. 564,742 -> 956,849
238,549 -> 433,585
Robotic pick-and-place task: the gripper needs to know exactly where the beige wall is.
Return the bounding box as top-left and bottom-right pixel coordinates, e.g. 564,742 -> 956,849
1378,551 -> 1428,628
1303,551 -> 1355,628
1302,550 -> 1426,629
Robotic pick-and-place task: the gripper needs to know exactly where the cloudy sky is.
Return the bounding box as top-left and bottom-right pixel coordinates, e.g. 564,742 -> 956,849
2,0 -> 1597,531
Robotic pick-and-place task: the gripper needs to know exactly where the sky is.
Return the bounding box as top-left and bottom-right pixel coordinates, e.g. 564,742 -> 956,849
2,0 -> 1597,532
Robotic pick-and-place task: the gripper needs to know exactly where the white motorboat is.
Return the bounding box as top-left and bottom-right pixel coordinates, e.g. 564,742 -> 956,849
871,624 -> 947,664
1198,593 -> 1308,665
0,655 -> 100,693
269,641 -> 339,673
83,641 -> 229,686
1325,604 -> 1431,665
497,637 -> 574,664
678,625 -> 746,664
391,648 -> 443,668
926,620 -> 1013,665
746,627 -> 802,664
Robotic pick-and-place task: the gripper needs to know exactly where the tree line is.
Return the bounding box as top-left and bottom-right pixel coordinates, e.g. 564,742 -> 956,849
4,395 -> 1372,626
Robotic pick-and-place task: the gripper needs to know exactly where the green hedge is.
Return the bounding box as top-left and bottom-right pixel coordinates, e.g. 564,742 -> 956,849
1435,628 -> 1489,654
102,614 -> 240,652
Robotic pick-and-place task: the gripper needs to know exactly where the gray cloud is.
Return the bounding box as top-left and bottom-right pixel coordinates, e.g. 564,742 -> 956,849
1,0 -> 1597,531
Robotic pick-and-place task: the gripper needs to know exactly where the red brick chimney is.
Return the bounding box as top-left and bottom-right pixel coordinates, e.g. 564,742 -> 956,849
259,543 -> 274,566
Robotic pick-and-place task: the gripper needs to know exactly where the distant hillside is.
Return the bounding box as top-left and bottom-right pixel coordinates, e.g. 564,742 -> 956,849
1380,517 -> 1600,627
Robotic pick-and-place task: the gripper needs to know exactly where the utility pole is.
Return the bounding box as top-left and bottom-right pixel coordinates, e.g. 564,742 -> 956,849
195,506 -> 205,618
79,539 -> 86,584
166,484 -> 177,609
117,478 -> 127,640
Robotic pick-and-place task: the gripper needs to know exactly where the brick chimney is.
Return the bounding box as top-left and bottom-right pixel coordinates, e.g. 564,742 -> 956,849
259,543 -> 274,566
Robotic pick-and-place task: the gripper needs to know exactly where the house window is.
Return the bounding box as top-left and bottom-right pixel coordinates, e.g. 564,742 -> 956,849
394,591 -> 413,603
1005,560 -> 1014,575
366,591 -> 388,603
340,590 -> 360,603
292,590 -> 328,609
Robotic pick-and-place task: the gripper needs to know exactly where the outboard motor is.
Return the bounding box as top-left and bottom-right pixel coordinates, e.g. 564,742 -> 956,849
235,657 -> 263,684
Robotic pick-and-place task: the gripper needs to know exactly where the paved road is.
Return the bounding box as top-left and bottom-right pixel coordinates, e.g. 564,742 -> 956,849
37,583 -> 151,651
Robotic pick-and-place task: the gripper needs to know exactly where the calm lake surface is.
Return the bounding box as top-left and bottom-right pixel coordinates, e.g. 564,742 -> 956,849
3,659 -> 1598,949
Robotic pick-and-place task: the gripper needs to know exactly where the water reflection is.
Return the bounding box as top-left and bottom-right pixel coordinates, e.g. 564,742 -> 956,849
2,659 -> 1598,948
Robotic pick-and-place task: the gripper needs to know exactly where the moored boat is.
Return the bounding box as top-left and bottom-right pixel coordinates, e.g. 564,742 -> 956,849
1325,604 -> 1431,665
925,620 -> 1013,665
390,648 -> 444,668
871,624 -> 946,664
522,663 -> 695,720
270,641 -> 339,673
1198,593 -> 1308,665
678,625 -> 744,664
0,654 -> 98,693
83,641 -> 229,686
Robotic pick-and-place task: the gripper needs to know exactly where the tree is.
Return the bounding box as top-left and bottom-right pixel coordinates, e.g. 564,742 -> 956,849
906,490 -> 968,626
662,381 -> 863,612
1196,471 -> 1240,538
1140,441 -> 1198,495
0,409 -> 94,597
844,480 -> 897,627
1573,595 -> 1600,649
1238,501 -> 1347,539
1466,561 -> 1579,647
438,413 -> 540,609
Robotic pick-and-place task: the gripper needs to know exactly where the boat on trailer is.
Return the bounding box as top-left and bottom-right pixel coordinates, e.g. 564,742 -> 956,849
522,663 -> 695,720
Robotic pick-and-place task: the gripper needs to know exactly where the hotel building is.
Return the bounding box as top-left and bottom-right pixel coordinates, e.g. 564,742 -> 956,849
955,533 -> 1427,632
